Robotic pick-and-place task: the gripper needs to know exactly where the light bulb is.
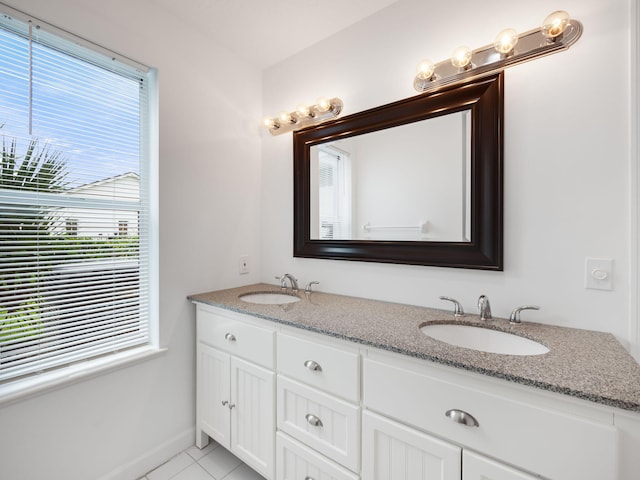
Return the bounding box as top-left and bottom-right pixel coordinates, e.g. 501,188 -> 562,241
297,104 -> 311,117
494,28 -> 518,54
279,111 -> 294,124
263,117 -> 277,129
316,97 -> 331,112
542,10 -> 570,39
451,46 -> 472,68
416,59 -> 436,80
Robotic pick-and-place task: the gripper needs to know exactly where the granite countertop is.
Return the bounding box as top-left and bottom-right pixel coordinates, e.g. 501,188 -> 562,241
188,283 -> 640,412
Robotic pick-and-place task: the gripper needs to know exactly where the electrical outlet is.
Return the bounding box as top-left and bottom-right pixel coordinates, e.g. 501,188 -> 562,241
239,255 -> 249,275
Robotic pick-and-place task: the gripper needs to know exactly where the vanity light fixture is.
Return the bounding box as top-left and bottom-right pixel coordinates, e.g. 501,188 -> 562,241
262,97 -> 343,135
413,10 -> 582,93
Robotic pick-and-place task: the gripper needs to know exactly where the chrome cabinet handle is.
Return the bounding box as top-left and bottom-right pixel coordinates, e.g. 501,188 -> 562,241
221,400 -> 229,406
304,360 -> 322,372
228,403 -> 236,410
224,333 -> 236,341
445,409 -> 479,427
305,477 -> 315,480
305,413 -> 323,427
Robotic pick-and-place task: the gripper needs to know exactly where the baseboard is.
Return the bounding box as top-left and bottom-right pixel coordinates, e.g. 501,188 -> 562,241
98,426 -> 195,480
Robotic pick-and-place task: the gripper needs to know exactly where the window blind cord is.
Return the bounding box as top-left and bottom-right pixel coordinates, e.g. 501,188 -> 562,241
28,20 -> 33,135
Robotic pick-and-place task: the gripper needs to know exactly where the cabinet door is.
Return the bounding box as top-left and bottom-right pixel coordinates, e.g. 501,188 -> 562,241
230,356 -> 275,479
463,451 -> 539,480
363,411 -> 461,480
277,432 -> 359,480
197,343 -> 231,449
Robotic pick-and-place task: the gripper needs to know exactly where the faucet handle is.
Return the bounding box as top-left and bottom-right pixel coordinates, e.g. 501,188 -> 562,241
477,295 -> 492,321
305,281 -> 320,294
509,305 -> 540,324
276,273 -> 299,291
439,296 -> 464,317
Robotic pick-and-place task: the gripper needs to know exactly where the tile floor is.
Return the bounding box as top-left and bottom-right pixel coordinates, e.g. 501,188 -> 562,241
139,441 -> 266,480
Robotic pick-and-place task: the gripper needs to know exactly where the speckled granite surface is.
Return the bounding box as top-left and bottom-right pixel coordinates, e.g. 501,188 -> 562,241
188,283 -> 640,412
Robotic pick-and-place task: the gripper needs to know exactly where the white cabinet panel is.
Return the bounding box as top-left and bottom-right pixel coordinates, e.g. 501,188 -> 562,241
364,356 -> 617,480
277,332 -> 360,401
197,305 -> 275,367
196,343 -> 230,448
362,411 -> 461,480
277,432 -> 359,480
278,375 -> 360,472
195,308 -> 276,480
230,357 -> 275,479
463,451 -> 539,480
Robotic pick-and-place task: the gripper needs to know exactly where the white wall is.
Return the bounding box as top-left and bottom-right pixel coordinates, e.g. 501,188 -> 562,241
0,1 -> 263,479
354,114 -> 467,241
262,0 -> 638,353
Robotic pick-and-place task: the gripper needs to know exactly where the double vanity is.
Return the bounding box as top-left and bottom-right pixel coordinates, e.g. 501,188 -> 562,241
189,283 -> 640,480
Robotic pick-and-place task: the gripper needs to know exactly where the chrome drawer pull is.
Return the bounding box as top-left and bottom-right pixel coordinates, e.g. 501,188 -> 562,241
305,413 -> 323,427
304,360 -> 322,372
224,333 -> 236,341
445,409 -> 479,427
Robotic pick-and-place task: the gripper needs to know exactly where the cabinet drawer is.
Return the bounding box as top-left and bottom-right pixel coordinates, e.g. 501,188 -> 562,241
364,357 -> 617,480
197,305 -> 274,368
277,376 -> 360,472
277,332 -> 360,401
277,432 -> 359,480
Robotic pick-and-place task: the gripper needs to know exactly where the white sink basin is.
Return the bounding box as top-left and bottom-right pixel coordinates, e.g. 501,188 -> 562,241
420,323 -> 549,356
239,292 -> 301,305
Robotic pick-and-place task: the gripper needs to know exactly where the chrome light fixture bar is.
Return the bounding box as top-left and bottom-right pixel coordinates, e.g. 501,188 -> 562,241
414,11 -> 583,93
263,97 -> 343,135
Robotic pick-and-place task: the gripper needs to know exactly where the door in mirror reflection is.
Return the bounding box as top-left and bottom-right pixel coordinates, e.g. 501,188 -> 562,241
310,110 -> 471,242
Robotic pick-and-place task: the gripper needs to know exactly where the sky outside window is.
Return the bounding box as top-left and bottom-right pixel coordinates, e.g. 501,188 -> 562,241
0,25 -> 141,189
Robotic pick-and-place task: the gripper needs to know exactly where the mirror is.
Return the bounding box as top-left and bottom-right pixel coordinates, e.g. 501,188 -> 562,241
309,110 -> 472,242
293,73 -> 503,270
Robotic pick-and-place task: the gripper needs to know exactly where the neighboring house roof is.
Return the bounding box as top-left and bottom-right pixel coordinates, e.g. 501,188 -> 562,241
66,172 -> 139,193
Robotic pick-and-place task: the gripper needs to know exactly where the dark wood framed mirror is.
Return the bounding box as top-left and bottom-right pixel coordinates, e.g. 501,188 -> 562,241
293,73 -> 503,270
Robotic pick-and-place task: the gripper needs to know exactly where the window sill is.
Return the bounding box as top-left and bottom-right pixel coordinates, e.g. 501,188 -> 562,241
0,345 -> 167,407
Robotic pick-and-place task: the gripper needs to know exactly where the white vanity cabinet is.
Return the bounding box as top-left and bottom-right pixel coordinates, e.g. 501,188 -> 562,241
276,331 -> 362,478
362,409 -> 539,480
363,351 -> 618,480
192,301 -> 639,480
195,304 -> 276,479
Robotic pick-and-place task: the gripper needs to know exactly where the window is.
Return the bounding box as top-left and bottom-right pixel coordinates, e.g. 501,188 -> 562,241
0,7 -> 155,384
317,146 -> 352,239
65,219 -> 78,236
118,221 -> 129,237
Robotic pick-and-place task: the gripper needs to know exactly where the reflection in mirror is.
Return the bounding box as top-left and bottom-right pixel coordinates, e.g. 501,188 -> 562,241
294,73 -> 503,270
310,111 -> 471,242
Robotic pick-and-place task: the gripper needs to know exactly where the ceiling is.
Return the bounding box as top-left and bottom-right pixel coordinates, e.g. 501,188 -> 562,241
151,0 -> 401,69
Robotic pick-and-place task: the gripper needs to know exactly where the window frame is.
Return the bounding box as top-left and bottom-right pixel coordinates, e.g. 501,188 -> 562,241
0,4 -> 160,401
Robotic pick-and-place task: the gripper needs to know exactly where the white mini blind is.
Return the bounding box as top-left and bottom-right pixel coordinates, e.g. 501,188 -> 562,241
0,9 -> 152,383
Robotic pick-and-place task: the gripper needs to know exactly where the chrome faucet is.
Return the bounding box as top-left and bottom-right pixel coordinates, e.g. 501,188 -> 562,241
477,295 -> 492,321
510,305 -> 540,324
276,273 -> 299,292
439,296 -> 464,317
